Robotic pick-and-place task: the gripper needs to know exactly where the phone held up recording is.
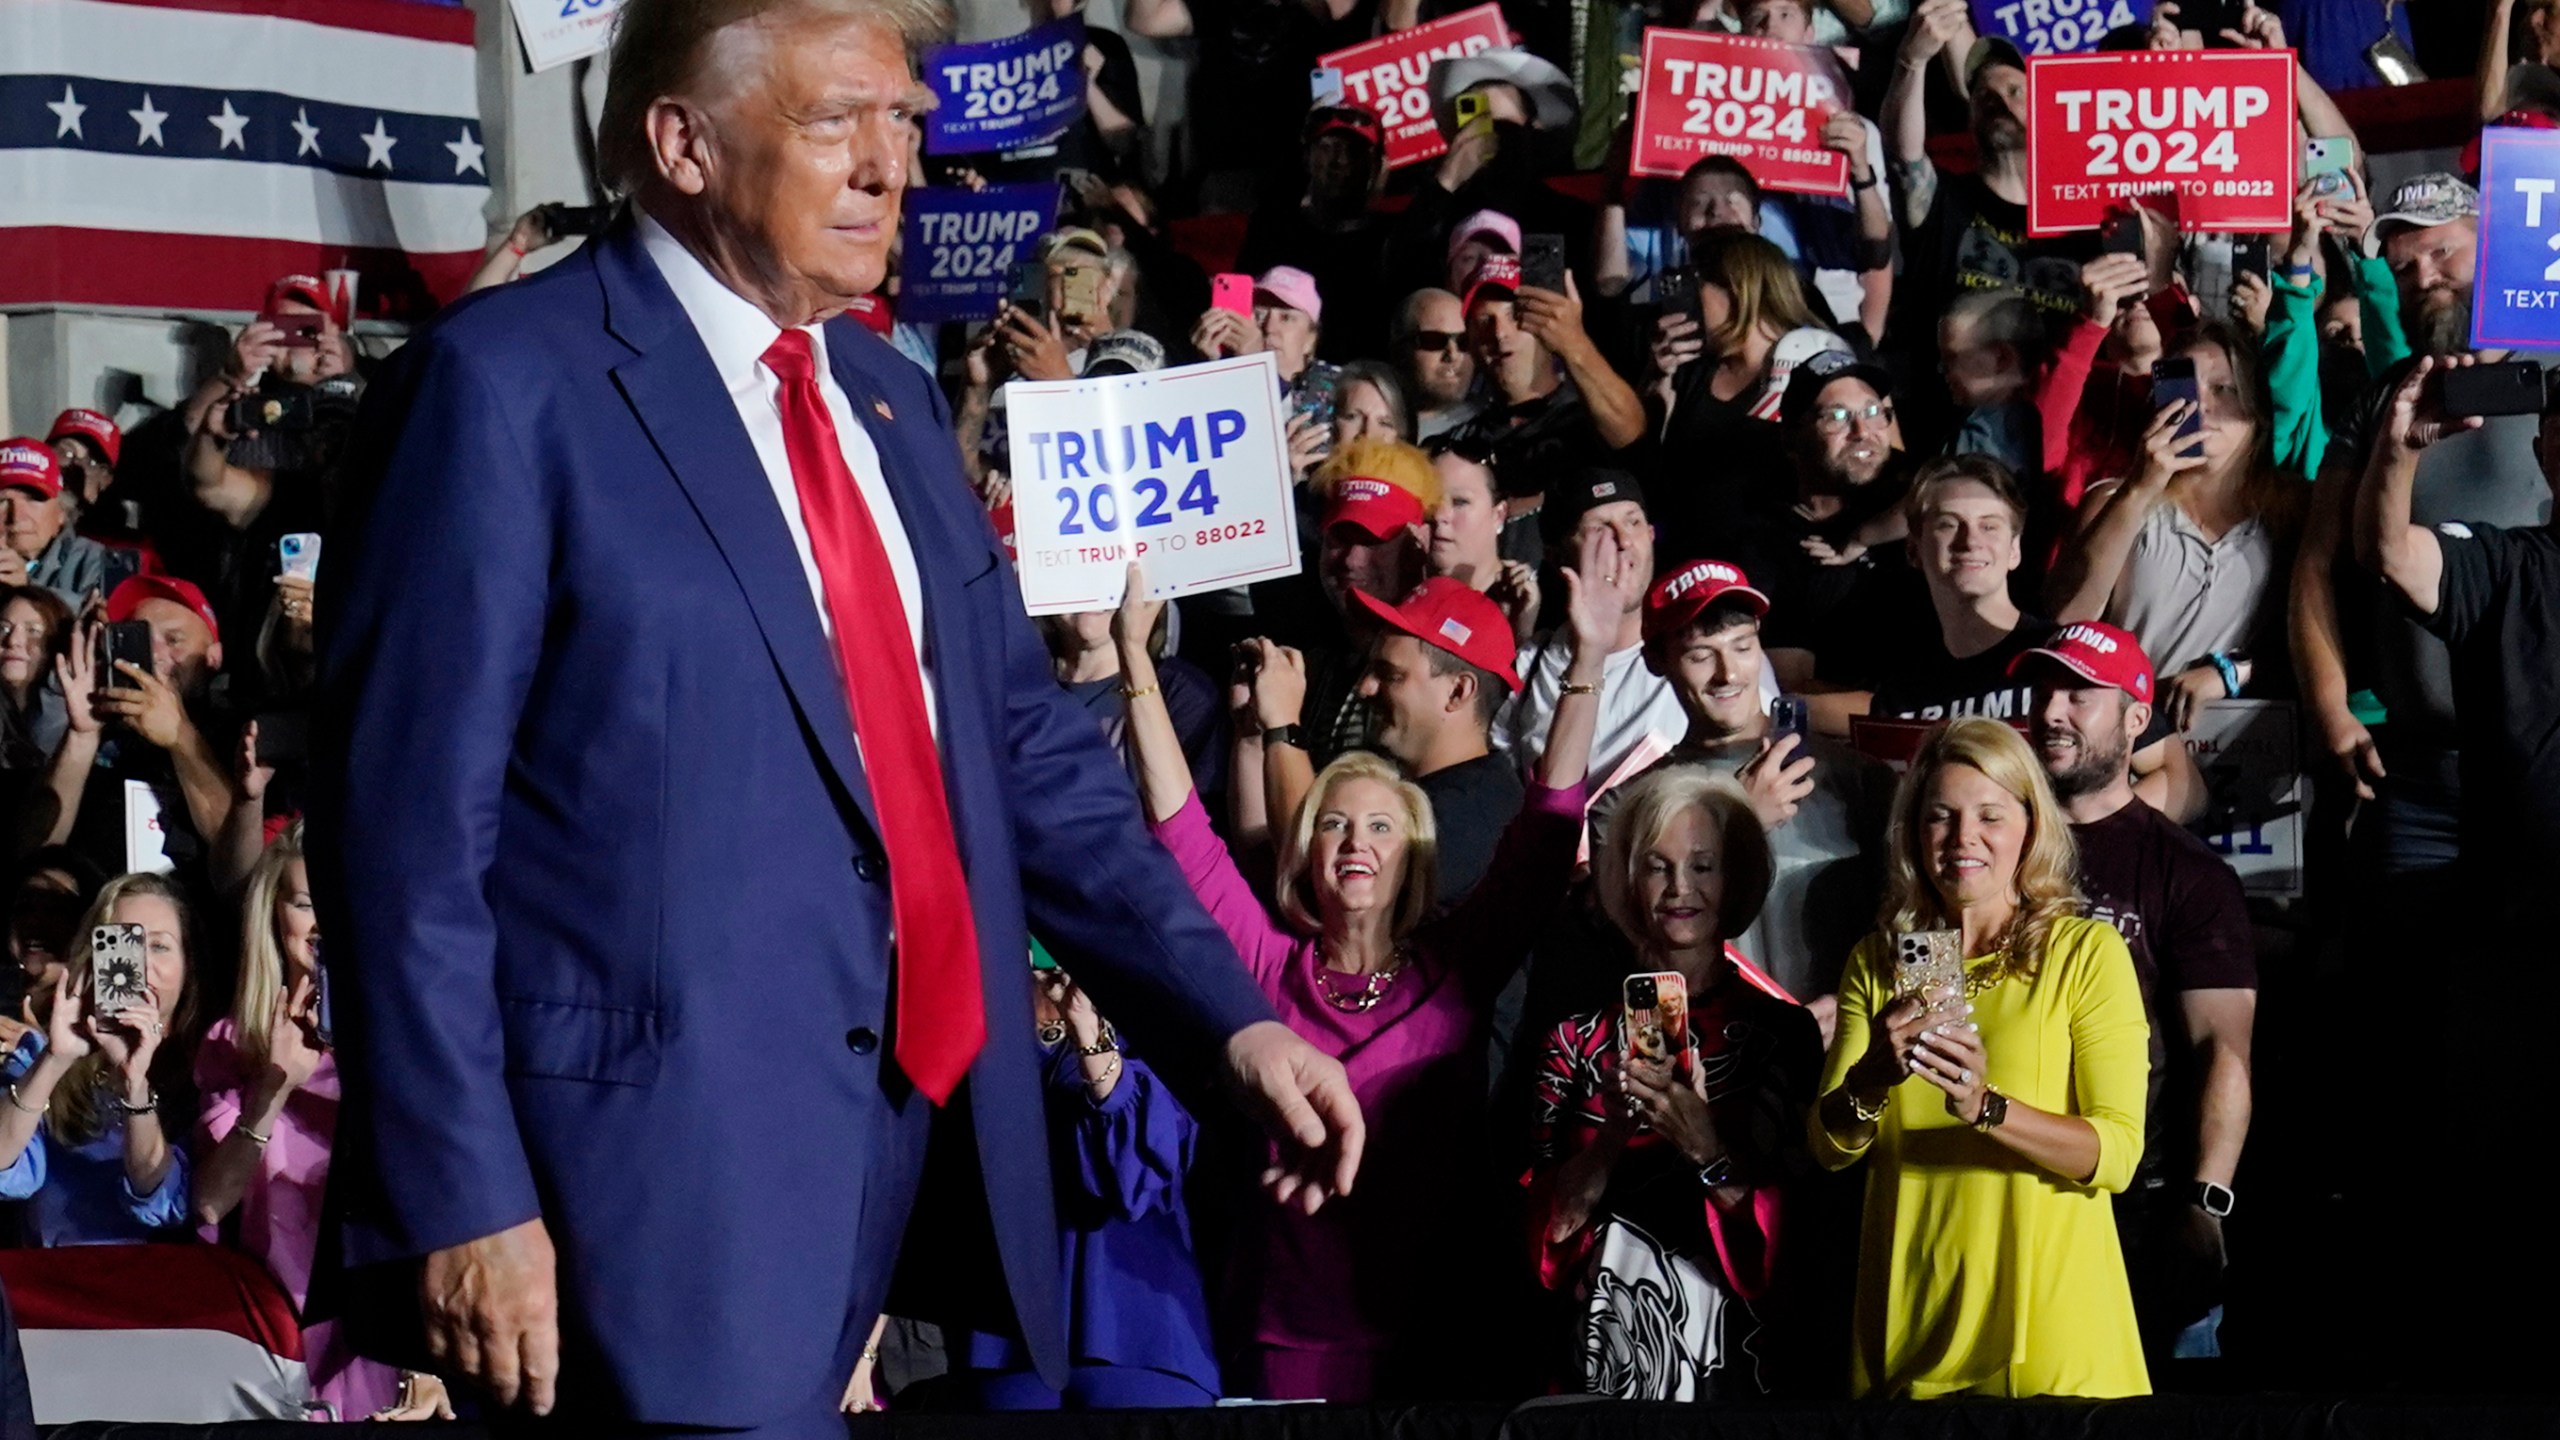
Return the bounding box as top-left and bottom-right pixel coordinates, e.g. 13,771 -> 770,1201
1892,930 -> 1965,1022
1622,971 -> 1694,1092
90,924 -> 150,1018
2152,355 -> 2203,452
2440,360 -> 2556,419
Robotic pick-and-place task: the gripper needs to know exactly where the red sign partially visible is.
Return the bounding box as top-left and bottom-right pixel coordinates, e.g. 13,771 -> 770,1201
1320,4 -> 1511,171
2026,49 -> 2298,235
1629,29 -> 1852,195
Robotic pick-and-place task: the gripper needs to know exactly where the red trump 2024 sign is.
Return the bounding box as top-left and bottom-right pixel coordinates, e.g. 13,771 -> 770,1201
1630,29 -> 1852,196
1319,5 -> 1511,172
2026,49 -> 2296,235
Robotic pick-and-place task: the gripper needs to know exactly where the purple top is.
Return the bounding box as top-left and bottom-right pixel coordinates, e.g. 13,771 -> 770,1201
1150,780 -> 1587,1361
962,1043 -> 1219,1392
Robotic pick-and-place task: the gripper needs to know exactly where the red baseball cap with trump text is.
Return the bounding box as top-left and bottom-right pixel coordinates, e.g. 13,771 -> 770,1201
107,574 -> 221,645
1350,577 -> 1523,693
1642,558 -> 1769,652
0,439 -> 63,500
1323,476 -> 1427,540
48,409 -> 121,467
2007,620 -> 2152,704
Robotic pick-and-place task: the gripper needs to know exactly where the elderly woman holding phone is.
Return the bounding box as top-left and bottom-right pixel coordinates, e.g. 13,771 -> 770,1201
1117,531 -> 1637,1402
1811,717 -> 2151,1398
1525,769 -> 1821,1400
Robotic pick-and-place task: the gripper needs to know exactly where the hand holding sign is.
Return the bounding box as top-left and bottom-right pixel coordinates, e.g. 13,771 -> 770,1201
1318,5 -> 1509,170
2471,127 -> 2560,351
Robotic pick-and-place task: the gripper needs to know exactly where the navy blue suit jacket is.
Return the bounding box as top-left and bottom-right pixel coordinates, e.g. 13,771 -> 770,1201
308,217 -> 1271,1426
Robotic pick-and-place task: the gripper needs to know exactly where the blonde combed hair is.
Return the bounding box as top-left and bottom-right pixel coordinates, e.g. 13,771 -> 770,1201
1275,752 -> 1439,939
231,820 -> 308,1066
56,874 -> 200,1145
1595,769 -> 1773,948
1313,437 -> 1442,511
1880,718 -> 2083,975
596,0 -> 956,194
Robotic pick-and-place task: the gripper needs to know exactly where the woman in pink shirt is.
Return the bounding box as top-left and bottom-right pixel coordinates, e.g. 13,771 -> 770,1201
190,821 -> 449,1421
1115,530 -> 1640,1402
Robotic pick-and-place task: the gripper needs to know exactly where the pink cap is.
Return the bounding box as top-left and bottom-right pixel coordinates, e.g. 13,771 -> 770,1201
1254,266 -> 1323,324
1447,208 -> 1522,264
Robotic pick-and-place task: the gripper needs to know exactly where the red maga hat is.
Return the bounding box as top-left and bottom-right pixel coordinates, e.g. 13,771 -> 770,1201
1350,577 -> 1523,693
2007,620 -> 2153,704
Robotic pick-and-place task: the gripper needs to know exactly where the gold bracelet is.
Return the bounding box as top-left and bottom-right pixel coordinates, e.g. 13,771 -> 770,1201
1844,1087 -> 1888,1124
1560,681 -> 1600,697
5,1083 -> 42,1116
860,1345 -> 881,1364
1118,682 -> 1157,701
242,1125 -> 273,1147
1087,1056 -> 1123,1090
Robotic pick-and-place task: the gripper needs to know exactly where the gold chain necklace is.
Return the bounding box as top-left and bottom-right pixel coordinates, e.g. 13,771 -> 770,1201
1961,926 -> 2029,998
1315,946 -> 1408,1013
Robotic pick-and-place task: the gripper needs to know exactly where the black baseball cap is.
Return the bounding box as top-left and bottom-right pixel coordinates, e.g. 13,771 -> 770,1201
1547,466 -> 1647,537
1778,348 -> 1894,430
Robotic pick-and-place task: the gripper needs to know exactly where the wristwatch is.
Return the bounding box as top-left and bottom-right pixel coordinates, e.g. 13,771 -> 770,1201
1971,1088 -> 2009,1131
1697,1154 -> 1737,1190
2194,1180 -> 2236,1218
1263,723 -> 1305,751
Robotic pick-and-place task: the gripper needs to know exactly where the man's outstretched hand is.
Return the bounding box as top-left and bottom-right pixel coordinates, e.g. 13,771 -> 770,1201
421,1216 -> 561,1414
1225,1020 -> 1364,1214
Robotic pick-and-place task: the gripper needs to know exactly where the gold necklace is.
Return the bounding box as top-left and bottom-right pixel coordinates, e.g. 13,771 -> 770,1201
1961,930 -> 2028,998
1314,946 -> 1408,1013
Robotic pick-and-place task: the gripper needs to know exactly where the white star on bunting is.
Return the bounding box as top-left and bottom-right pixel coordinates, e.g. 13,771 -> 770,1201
445,127 -> 485,177
129,92 -> 168,147
46,84 -> 84,139
292,107 -> 322,157
360,115 -> 397,170
209,98 -> 251,151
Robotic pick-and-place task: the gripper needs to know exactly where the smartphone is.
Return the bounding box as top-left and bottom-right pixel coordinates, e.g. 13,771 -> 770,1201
1005,260 -> 1047,322
1770,694 -> 1810,749
1654,266 -> 1700,322
1521,233 -> 1568,294
2441,360 -> 2550,418
2177,0 -> 2243,43
1621,971 -> 1693,1083
98,546 -> 145,596
1055,264 -> 1105,328
1292,361 -> 1342,430
539,202 -> 612,237
103,619 -> 153,686
1891,930 -> 1964,1020
89,924 -> 150,1017
259,310 -> 324,348
1211,272 -> 1255,317
2230,235 -> 2271,283
2363,31 -> 2425,86
2101,209 -> 2144,258
254,710 -> 311,767
1309,66 -> 1346,106
278,532 -> 322,581
2303,135 -> 2355,200
1453,90 -> 1491,133
2152,355 -> 2203,448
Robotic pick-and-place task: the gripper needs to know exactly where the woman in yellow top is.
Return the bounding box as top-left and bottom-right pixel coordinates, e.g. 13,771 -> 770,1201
1810,717 -> 2151,1399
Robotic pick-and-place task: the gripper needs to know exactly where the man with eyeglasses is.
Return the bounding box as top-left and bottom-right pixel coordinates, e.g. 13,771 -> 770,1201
1394,289 -> 1482,441
1714,351 -> 1916,665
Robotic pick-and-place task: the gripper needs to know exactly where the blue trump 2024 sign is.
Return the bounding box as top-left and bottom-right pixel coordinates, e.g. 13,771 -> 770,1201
898,183 -> 1061,323
2473,127 -> 2560,351
1971,0 -> 2152,56
922,15 -> 1086,155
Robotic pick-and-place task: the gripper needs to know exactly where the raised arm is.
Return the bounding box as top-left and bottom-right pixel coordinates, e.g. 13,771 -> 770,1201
1519,274 -> 1648,451
2483,0 -> 2520,123
2353,358 -> 2477,615
2048,403 -> 2198,621
1885,0 -> 1969,229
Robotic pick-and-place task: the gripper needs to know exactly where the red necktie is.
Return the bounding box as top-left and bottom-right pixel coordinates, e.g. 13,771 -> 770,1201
761,329 -> 984,1103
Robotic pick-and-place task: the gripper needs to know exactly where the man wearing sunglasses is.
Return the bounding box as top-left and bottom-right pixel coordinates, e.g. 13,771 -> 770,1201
1393,288 -> 1481,441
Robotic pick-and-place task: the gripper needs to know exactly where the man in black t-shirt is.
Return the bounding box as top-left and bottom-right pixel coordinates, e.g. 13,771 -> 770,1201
2016,621 -> 2255,1368
1343,577 -> 1525,907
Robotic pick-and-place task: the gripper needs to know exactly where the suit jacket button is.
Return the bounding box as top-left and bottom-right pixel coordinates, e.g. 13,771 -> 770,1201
854,854 -> 883,883
845,1027 -> 879,1055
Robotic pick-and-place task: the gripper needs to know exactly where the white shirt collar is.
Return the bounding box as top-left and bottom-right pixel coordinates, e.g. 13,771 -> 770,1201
636,208 -> 826,386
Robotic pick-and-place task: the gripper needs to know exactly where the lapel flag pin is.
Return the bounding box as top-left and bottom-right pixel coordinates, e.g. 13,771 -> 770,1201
874,399 -> 895,422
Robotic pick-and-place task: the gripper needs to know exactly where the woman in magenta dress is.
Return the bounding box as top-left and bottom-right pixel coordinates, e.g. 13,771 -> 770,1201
1113,534 -> 1642,1402
189,821 -> 448,1421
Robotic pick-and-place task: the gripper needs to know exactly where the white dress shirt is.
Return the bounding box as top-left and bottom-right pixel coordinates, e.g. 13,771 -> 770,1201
639,211 -> 937,731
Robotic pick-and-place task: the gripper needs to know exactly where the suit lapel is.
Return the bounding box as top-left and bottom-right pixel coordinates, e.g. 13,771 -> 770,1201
596,224 -> 882,841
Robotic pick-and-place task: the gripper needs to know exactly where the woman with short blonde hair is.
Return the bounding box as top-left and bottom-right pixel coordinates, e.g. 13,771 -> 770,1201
1527,768 -> 1820,1398
1111,526 -> 1641,1399
1812,717 -> 2151,1398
